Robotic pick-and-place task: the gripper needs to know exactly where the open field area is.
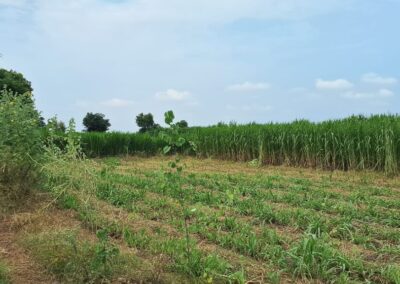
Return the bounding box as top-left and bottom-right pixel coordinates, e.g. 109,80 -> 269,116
2,156 -> 400,283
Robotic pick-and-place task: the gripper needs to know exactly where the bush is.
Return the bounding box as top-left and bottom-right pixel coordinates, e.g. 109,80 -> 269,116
0,90 -> 42,202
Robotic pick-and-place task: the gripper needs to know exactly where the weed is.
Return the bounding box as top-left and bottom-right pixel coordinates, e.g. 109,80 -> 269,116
0,261 -> 10,284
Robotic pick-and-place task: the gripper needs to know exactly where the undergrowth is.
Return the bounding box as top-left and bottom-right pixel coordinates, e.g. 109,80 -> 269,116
21,229 -> 138,283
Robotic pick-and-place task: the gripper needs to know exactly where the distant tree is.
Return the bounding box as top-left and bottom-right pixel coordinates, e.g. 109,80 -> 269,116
53,120 -> 66,133
136,112 -> 157,133
83,112 -> 111,132
39,116 -> 46,127
41,117 -> 65,132
176,120 -> 188,128
0,68 -> 33,97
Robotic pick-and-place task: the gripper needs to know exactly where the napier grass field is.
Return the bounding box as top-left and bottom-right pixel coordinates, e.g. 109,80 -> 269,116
81,115 -> 400,175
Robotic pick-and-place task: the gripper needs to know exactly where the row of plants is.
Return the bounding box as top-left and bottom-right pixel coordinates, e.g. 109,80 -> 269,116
103,168 -> 400,247
80,114 -> 400,175
93,172 -> 397,283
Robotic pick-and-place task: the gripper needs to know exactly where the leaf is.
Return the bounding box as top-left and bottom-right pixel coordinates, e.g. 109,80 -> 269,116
163,145 -> 171,154
176,137 -> 186,147
164,110 -> 175,125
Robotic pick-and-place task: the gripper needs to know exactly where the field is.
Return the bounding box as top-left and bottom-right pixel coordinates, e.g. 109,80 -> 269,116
2,156 -> 400,283
81,114 -> 400,175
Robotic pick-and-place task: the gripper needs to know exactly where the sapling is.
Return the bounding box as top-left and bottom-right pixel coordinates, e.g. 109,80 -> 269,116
159,110 -> 197,267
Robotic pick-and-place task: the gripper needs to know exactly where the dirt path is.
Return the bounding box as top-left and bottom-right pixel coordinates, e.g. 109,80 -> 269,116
0,217 -> 53,284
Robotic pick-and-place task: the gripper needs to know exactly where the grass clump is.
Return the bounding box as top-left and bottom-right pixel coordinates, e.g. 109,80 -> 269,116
21,229 -> 138,283
0,260 -> 10,284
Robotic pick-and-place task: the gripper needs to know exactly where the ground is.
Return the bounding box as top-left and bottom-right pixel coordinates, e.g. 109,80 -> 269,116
1,156 -> 400,283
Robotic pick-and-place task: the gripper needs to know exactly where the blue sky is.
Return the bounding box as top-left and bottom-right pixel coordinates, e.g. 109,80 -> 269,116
1,0 -> 399,131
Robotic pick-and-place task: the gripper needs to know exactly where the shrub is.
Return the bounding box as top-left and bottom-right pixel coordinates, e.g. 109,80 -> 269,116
0,90 -> 42,204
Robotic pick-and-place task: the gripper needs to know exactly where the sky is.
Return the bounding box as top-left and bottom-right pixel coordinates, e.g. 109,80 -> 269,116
1,0 -> 399,131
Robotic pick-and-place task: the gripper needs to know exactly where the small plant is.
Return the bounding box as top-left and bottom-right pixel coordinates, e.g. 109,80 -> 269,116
159,110 -> 196,155
159,110 -> 197,270
93,229 -> 120,277
0,261 -> 10,284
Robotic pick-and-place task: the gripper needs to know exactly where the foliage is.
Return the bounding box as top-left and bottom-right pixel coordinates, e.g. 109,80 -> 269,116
159,110 -> 199,272
83,112 -> 111,132
96,156 -> 400,283
159,110 -> 196,155
176,120 -> 189,128
0,68 -> 33,97
80,132 -> 165,157
22,229 -> 136,283
135,112 -> 159,133
81,114 -> 400,174
50,118 -> 66,133
0,90 -> 42,202
0,261 -> 10,284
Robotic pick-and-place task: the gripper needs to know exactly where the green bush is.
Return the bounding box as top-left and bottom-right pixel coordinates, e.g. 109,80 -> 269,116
0,90 -> 42,202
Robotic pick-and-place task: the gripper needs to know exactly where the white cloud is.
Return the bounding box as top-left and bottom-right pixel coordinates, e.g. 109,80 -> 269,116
100,98 -> 134,108
361,73 -> 398,85
316,79 -> 354,90
155,89 -> 192,101
342,88 -> 394,99
226,104 -> 272,112
226,82 -> 271,92
378,88 -> 395,97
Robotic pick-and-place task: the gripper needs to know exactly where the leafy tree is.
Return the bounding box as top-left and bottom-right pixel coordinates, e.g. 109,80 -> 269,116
83,113 -> 111,132
176,120 -> 188,128
136,113 -> 157,133
0,68 -> 33,97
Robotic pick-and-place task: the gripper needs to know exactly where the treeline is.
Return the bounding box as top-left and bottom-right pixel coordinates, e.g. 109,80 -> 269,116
81,114 -> 400,175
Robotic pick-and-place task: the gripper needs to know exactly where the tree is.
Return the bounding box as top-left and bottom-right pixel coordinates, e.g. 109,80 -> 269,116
0,68 -> 33,97
83,113 -> 111,132
176,120 -> 188,128
136,112 -> 157,133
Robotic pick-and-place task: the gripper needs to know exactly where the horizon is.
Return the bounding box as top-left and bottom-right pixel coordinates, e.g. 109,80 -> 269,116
1,0 -> 399,131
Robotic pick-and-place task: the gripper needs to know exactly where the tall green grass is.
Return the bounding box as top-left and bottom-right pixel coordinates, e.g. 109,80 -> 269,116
80,114 -> 400,174
81,132 -> 165,157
